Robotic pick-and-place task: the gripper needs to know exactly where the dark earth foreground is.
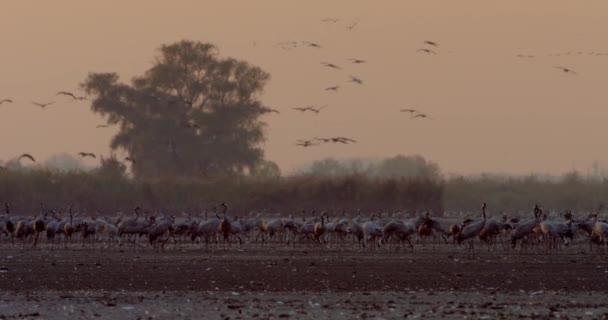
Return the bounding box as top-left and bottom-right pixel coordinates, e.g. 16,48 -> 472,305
1,245 -> 607,319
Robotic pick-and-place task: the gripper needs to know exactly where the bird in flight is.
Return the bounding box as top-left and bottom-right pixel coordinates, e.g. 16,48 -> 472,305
350,58 -> 366,64
293,105 -> 326,114
78,152 -> 96,159
295,140 -> 319,147
32,101 -> 54,108
18,153 -> 36,163
260,107 -> 280,114
348,76 -> 363,84
321,62 -> 341,70
325,86 -> 340,92
346,21 -> 359,31
96,124 -> 110,128
411,113 -> 433,119
423,40 -> 439,47
302,41 -> 322,48
0,99 -> 13,105
417,48 -> 437,54
332,137 -> 357,144
57,91 -> 86,100
554,66 -> 578,75
400,108 -> 419,114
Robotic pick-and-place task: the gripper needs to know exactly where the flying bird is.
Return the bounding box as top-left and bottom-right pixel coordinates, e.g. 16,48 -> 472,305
295,140 -> 319,147
416,48 -> 437,54
333,137 -> 357,144
18,153 -> 36,163
321,62 -> 341,69
350,59 -> 366,64
423,40 -> 439,47
78,152 -> 96,159
57,91 -> 86,100
96,124 -> 110,128
32,101 -> 54,108
325,86 -> 340,91
346,21 -> 359,31
260,107 -> 280,114
400,108 -> 419,114
0,99 -> 13,105
302,41 -> 322,48
411,113 -> 432,119
554,66 -> 578,75
293,105 -> 326,113
348,76 -> 363,84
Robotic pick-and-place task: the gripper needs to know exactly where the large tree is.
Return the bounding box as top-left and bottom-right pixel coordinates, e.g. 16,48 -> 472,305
82,40 -> 271,178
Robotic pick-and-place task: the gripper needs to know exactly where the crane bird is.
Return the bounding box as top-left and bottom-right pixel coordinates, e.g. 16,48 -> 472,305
325,86 -> 340,91
400,109 -> 419,114
457,202 -> 487,256
554,66 -> 578,75
321,62 -> 341,70
346,21 -> 359,31
348,76 -> 363,84
0,99 -> 13,105
423,40 -> 439,47
18,153 -> 36,163
293,105 -> 326,113
350,58 -> 366,64
78,152 -> 96,159
32,101 -> 55,108
57,91 -> 86,100
416,48 -> 437,54
302,41 -> 322,48
260,107 -> 280,114
411,113 -> 432,119
295,140 -> 319,147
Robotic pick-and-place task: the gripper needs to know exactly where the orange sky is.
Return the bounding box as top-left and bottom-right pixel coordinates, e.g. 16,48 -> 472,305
1,1 -> 607,175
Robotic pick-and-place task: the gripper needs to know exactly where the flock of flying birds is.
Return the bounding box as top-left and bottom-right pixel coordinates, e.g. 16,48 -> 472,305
272,19 -> 443,148
0,16 -> 593,166
0,91 -> 139,168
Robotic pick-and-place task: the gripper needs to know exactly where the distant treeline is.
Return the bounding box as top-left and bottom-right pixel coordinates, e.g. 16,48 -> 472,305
0,169 -> 443,216
444,172 -> 608,213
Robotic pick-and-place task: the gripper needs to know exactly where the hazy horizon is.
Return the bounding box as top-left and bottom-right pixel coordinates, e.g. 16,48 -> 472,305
2,1 -> 608,176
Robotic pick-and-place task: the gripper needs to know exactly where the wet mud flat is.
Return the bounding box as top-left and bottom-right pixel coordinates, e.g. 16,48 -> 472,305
0,247 -> 607,319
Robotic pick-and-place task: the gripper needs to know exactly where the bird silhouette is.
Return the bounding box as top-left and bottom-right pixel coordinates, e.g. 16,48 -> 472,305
416,48 -> 437,54
325,86 -> 340,91
333,137 -> 357,144
57,91 -> 86,100
346,21 -> 359,31
96,124 -> 110,128
321,62 -> 341,69
554,66 -> 578,75
260,107 -> 280,114
400,108 -> 419,114
302,41 -> 322,48
18,153 -> 36,163
423,40 -> 439,47
296,140 -> 319,147
411,113 -> 432,119
32,101 -> 54,108
293,105 -> 326,113
0,99 -> 13,105
78,152 -> 96,159
348,76 -> 363,84
350,59 -> 366,64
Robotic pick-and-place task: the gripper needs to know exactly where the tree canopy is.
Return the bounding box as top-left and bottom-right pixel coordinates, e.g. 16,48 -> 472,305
81,40 -> 271,179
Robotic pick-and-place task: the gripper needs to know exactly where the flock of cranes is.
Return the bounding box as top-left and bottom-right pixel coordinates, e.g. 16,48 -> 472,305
1,201 -> 607,257
0,90 -> 136,167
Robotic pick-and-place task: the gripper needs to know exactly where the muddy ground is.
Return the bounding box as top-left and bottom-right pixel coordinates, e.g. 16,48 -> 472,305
0,245 -> 607,319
